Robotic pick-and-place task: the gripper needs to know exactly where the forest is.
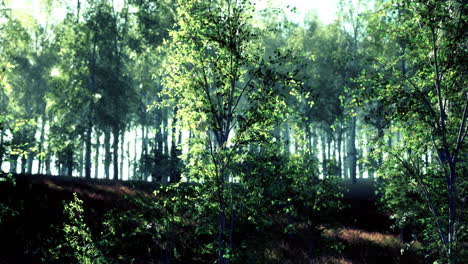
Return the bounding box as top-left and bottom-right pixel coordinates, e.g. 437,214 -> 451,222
0,0 -> 466,263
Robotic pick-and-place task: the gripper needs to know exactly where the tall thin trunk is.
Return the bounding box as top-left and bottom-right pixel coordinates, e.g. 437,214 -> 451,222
113,127 -> 119,180
94,130 -> 101,178
26,153 -> 33,174
37,117 -> 46,174
170,108 -> 181,183
104,128 -> 111,179
67,153 -> 73,177
358,149 -> 363,179
143,124 -> 148,180
349,117 -> 357,184
110,0 -> 126,181
133,128 -> 138,180
21,156 -> 26,174
162,109 -> 169,155
367,142 -> 374,179
85,125 -> 92,179
76,0 -> 80,23
86,0 -> 96,179
333,134 -> 338,176
45,153 -> 51,175
311,127 -> 316,155
178,125 -> 182,145
186,130 -> 193,183
424,148 -> 429,169
321,132 -> 327,177
283,122 -> 290,154
347,4 -> 359,183
333,135 -> 337,161
79,140 -> 84,177
127,141 -> 131,179
120,130 -> 125,179
343,130 -> 349,179
156,120 -> 163,155
10,156 -> 17,174
0,129 -> 3,170
377,126 -> 384,167
338,125 -> 342,178
217,187 -> 227,264
306,126 -> 312,156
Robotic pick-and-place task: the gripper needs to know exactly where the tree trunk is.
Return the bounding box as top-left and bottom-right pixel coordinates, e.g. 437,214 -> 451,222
358,149 -> 363,179
170,108 -> 181,183
127,141 -> 131,179
447,161 -> 457,260
26,153 -> 33,174
66,151 -> 73,177
94,130 -> 101,178
216,163 -> 228,264
139,131 -> 143,181
306,126 -> 312,156
37,117 -> 46,174
163,109 -> 169,156
113,126 -> 119,180
349,117 -> 357,184
377,126 -> 384,167
10,156 -> 18,174
84,123 -> 92,179
343,130 -> 349,179
104,128 -> 111,179
155,109 -> 163,155
283,122 -> 290,154
79,140 -> 84,177
311,126 -> 316,155
217,195 -> 227,264
21,156 -> 26,174
0,129 -> 3,170
45,153 -> 51,175
134,127 -> 139,180
367,143 -> 374,179
338,125 -> 343,178
321,132 -> 327,177
333,134 -> 339,176
120,129 -> 125,179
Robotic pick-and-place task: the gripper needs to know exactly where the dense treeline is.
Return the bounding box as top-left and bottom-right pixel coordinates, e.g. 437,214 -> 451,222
0,0 -> 376,182
0,0 -> 466,263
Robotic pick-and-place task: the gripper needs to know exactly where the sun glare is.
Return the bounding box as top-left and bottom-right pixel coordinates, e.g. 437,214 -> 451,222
50,67 -> 60,77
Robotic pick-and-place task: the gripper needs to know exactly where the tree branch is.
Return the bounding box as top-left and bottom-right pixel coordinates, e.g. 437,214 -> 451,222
453,94 -> 468,164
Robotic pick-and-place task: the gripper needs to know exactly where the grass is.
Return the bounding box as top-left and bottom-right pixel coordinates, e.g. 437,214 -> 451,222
324,227 -> 401,248
312,256 -> 353,264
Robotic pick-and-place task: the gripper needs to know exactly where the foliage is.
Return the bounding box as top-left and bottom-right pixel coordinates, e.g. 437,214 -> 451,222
233,145 -> 345,261
49,193 -> 106,264
0,173 -> 17,224
99,195 -> 167,263
161,0 -> 302,262
358,0 -> 467,262
1,0 -> 465,263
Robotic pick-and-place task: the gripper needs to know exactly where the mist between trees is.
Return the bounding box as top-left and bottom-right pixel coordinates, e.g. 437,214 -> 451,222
0,0 -> 466,263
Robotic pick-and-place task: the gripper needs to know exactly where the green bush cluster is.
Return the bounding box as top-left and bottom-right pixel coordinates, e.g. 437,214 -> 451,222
45,148 -> 344,264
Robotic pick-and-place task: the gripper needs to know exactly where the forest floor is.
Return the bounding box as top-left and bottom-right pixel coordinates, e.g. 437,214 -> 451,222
0,174 -> 423,264
322,180 -> 423,264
